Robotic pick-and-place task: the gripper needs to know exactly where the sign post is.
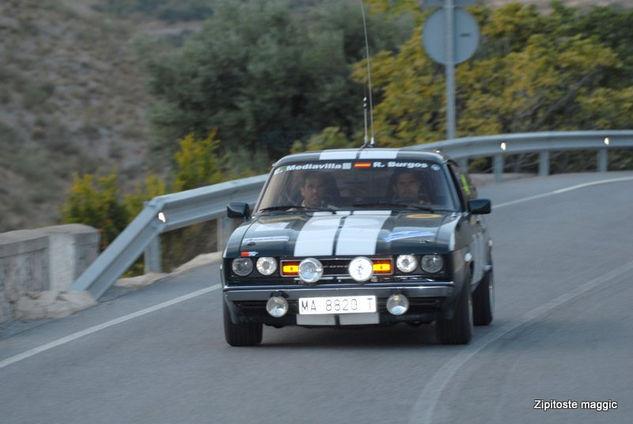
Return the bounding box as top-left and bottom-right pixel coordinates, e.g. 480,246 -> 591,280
445,0 -> 456,139
422,0 -> 478,140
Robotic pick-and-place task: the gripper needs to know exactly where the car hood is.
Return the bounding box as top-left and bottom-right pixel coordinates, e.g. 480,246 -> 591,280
226,210 -> 460,257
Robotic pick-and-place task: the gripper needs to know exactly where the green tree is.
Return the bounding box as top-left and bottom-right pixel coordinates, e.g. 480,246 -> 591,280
290,126 -> 353,153
459,33 -> 618,134
142,0 -> 414,162
351,3 -> 629,147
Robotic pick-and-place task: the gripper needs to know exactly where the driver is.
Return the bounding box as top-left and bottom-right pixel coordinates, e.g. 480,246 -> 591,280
299,172 -> 335,208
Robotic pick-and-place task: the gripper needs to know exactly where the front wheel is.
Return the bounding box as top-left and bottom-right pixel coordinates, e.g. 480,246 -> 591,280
435,282 -> 473,345
223,301 -> 262,346
473,269 -> 494,326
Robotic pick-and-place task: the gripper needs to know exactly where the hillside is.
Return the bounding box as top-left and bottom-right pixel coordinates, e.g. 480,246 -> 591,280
0,0 -> 153,231
1,0 -> 632,232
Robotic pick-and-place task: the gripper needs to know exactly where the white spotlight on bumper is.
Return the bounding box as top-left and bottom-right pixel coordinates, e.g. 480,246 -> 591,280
298,258 -> 323,283
348,257 -> 373,282
386,294 -> 409,316
266,296 -> 289,318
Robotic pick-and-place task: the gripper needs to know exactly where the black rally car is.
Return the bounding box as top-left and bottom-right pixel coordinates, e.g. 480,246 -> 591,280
222,148 -> 493,345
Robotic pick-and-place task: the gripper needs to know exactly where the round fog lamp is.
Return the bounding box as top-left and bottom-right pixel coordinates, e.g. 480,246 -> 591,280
256,257 -> 277,276
386,294 -> 409,316
396,255 -> 417,273
266,296 -> 288,318
232,258 -> 253,276
298,258 -> 323,283
348,257 -> 373,282
421,254 -> 443,274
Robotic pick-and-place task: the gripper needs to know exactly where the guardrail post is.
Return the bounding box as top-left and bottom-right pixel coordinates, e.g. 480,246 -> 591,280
539,151 -> 550,176
458,158 -> 468,171
493,154 -> 504,183
597,149 -> 608,172
144,236 -> 162,273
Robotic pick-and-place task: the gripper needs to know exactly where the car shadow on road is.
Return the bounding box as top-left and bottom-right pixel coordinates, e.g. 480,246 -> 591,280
258,323 -> 445,348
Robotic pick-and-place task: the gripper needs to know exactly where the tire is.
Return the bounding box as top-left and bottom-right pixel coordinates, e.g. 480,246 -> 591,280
223,301 -> 263,346
435,281 -> 473,345
473,269 -> 494,326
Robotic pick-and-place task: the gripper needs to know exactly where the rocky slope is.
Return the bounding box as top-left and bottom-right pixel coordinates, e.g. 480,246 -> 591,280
0,0 -> 152,231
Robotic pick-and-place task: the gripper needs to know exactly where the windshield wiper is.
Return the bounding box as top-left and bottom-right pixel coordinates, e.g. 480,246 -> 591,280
259,205 -> 337,213
259,205 -> 304,212
352,202 -> 436,212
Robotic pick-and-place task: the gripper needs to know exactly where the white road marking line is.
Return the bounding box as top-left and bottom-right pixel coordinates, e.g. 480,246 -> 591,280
3,176 -> 631,371
0,285 -> 220,370
409,260 -> 633,424
495,176 -> 633,209
408,173 -> 633,424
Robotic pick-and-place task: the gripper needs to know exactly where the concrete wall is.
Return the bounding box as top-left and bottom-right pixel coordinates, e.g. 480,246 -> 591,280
0,224 -> 99,324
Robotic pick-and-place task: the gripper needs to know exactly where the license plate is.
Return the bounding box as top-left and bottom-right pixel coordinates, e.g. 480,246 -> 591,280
298,296 -> 377,315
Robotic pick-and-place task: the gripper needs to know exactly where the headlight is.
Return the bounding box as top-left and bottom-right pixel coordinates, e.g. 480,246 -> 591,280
256,257 -> 277,276
299,258 -> 323,283
348,257 -> 373,282
396,255 -> 417,273
232,258 -> 253,276
421,254 -> 443,273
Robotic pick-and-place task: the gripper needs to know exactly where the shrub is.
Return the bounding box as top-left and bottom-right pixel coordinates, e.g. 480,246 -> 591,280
61,129 -> 232,274
62,173 -> 129,250
172,129 -> 225,191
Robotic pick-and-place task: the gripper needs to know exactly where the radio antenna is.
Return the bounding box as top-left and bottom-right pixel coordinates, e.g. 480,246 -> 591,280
360,0 -> 375,147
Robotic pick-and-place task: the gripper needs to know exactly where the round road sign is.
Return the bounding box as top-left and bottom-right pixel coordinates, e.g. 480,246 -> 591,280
422,8 -> 479,65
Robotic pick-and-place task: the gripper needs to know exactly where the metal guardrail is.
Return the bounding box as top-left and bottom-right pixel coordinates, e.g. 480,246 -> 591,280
71,174 -> 267,299
413,130 -> 633,181
71,130 -> 633,298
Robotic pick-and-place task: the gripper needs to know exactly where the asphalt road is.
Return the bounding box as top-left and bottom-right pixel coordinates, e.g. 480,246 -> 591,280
1,171 -> 632,424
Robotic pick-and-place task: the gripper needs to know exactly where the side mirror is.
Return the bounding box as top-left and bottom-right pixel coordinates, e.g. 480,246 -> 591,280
468,198 -> 491,215
227,202 -> 251,219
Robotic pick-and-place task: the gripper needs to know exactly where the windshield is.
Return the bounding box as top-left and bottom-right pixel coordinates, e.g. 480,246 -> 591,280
256,159 -> 458,213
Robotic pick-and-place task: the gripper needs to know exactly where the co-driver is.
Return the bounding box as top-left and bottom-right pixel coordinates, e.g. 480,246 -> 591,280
392,170 -> 430,204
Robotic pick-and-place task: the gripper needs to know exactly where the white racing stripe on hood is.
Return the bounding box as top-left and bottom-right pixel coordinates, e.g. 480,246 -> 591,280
335,212 -> 390,255
294,215 -> 342,256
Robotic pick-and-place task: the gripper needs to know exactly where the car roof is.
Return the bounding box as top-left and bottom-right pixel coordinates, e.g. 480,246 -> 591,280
273,147 -> 450,167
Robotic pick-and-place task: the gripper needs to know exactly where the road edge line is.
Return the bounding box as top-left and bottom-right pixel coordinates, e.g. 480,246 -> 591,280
408,261 -> 633,424
0,285 -> 220,370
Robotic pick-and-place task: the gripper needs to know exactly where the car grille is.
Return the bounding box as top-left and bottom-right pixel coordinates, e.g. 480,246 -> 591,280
281,257 -> 393,278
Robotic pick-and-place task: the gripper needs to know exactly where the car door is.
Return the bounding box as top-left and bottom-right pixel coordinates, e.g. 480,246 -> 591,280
447,163 -> 487,286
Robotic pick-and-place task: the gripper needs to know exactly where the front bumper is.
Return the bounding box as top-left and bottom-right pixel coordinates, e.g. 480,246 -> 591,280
224,282 -> 457,326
